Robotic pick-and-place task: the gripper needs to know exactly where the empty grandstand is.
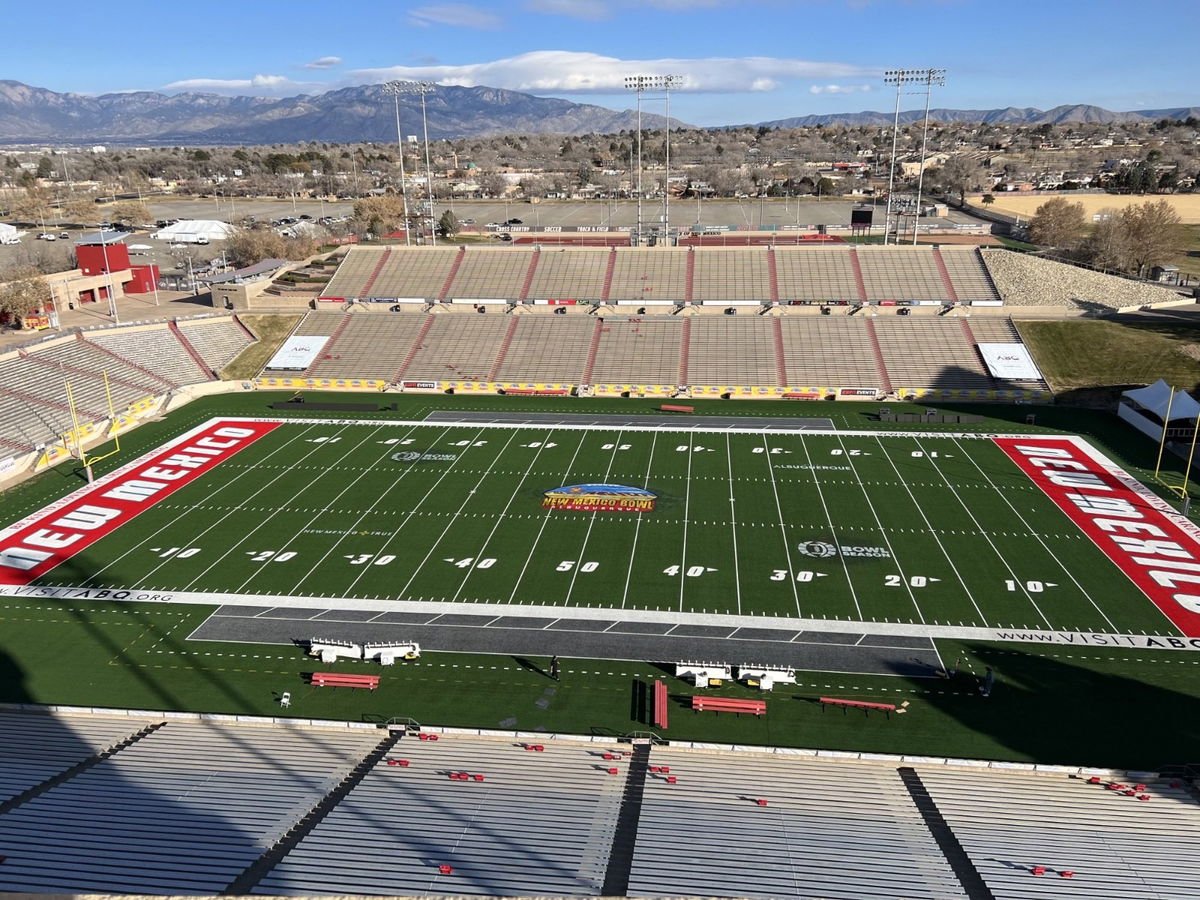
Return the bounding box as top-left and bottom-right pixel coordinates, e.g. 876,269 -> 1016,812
318,245 -> 1004,306
0,708 -> 1195,898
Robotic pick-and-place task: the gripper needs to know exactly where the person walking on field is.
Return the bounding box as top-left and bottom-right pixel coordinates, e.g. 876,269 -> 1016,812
549,655 -> 561,681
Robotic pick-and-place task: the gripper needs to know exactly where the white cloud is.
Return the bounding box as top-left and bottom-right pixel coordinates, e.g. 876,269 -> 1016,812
304,56 -> 343,70
809,83 -> 873,95
407,3 -> 502,29
353,51 -> 874,94
163,74 -> 301,94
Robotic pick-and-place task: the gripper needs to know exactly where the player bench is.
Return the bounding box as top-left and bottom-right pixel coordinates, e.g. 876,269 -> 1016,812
653,679 -> 669,730
661,404 -> 695,413
311,672 -> 380,690
692,696 -> 766,717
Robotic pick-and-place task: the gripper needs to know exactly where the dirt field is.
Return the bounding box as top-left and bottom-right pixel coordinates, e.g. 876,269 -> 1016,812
969,193 -> 1200,224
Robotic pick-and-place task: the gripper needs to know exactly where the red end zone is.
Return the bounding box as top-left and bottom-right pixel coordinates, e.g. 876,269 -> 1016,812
995,436 -> 1200,637
0,419 -> 280,587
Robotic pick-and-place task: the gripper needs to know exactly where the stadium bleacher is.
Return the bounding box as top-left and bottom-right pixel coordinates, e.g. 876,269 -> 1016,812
176,318 -> 255,374
0,710 -> 1195,897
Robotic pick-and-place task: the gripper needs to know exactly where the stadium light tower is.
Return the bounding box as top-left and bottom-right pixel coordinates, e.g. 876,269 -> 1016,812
394,81 -> 439,246
911,69 -> 946,245
625,75 -> 683,246
381,81 -> 412,247
882,68 -> 943,245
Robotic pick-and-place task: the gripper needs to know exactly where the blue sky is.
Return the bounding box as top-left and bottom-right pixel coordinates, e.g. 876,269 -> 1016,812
10,0 -> 1195,125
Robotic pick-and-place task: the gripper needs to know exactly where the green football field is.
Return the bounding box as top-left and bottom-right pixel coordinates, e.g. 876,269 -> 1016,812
14,415 -> 1176,637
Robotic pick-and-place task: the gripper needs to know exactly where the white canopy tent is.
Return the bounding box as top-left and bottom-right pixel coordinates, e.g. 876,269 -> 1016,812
152,220 -> 237,243
0,222 -> 24,242
1122,380 -> 1200,423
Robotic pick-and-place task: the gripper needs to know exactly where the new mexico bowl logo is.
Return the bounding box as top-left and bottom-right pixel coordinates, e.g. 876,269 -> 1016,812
543,484 -> 656,512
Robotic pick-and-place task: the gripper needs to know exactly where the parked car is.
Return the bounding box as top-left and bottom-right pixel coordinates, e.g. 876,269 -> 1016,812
498,233 -> 513,241
506,218 -> 523,225
461,218 -> 476,225
58,232 -> 70,239
36,232 -> 57,241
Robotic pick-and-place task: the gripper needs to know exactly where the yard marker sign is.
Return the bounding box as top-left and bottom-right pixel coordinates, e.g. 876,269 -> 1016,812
0,419 -> 279,586
996,436 -> 1200,637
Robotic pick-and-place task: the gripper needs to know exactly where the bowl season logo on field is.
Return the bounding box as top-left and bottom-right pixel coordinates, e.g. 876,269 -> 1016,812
391,450 -> 458,463
797,540 -> 891,559
542,484 -> 656,513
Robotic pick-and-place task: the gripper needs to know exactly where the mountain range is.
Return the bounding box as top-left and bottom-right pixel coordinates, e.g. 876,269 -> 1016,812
0,80 -> 1196,144
0,81 -> 677,144
756,104 -> 1200,128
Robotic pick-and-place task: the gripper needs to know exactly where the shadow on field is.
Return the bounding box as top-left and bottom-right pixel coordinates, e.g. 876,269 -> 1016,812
896,644 -> 1200,771
0,650 -> 31,705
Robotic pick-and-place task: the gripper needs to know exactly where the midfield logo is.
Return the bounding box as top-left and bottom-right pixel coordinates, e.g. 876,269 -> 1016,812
797,540 -> 891,559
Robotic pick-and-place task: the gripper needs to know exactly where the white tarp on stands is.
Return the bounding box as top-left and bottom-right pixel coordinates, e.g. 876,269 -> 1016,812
1122,379 -> 1200,422
978,343 -> 1044,381
265,335 -> 329,371
152,219 -> 237,242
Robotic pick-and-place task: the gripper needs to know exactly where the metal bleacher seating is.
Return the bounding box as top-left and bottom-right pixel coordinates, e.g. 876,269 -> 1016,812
524,249 -> 610,301
492,317 -> 594,382
965,316 -> 1023,343
305,314 -> 431,381
86,325 -> 208,386
19,340 -> 159,416
175,318 -> 254,374
0,718 -> 381,894
367,247 -> 459,300
938,248 -> 1001,302
589,317 -> 683,384
872,317 -> 992,390
628,749 -> 967,900
856,246 -> 947,301
778,317 -> 880,389
691,249 -> 772,303
448,249 -> 535,300
401,315 -> 511,382
291,311 -> 344,338
256,734 -> 618,897
774,247 -> 861,303
607,250 -> 687,304
916,766 -> 1200,899
0,356 -> 81,448
0,711 -> 147,804
686,318 -> 778,385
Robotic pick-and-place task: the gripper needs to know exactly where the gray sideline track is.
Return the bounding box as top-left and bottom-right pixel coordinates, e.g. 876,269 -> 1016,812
191,605 -> 941,676
421,411 -> 836,431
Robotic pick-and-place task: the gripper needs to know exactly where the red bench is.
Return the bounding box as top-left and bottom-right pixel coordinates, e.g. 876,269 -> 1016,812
504,388 -> 570,396
819,697 -> 896,713
692,695 -> 766,717
311,672 -> 380,690
653,679 -> 669,730
661,404 -> 695,413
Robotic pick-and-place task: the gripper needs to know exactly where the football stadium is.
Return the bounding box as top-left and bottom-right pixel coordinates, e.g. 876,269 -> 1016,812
3,244 -> 1200,897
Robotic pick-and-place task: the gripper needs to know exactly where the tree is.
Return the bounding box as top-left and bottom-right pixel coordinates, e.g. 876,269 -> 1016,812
1029,197 -> 1087,249
1080,210 -> 1130,272
436,210 -> 459,238
35,156 -> 53,179
981,194 -> 995,206
0,265 -> 51,324
936,155 -> 977,206
352,195 -> 408,236
1120,199 -> 1183,276
224,230 -> 316,268
106,200 -> 152,227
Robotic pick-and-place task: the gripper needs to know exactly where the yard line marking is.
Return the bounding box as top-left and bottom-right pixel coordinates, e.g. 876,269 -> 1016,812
564,430 -> 626,608
507,431 -> 590,604
266,423 -> 432,594
183,424 -> 387,593
343,428 -> 492,599
726,433 -> 744,616
875,436 -> 989,624
678,433 -> 696,613
453,429 -> 556,601
541,618 -> 561,630
394,429 -> 520,595
795,434 -> 860,620
909,435 -> 1050,629
827,431 -> 926,625
77,422 -> 322,586
956,436 -> 1118,632
619,432 -> 658,610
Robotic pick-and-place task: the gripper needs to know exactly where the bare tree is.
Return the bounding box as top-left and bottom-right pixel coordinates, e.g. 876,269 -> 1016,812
1080,209 -> 1130,272
935,155 -> 978,207
0,265 -> 51,324
1120,199 -> 1184,277
1029,197 -> 1087,249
